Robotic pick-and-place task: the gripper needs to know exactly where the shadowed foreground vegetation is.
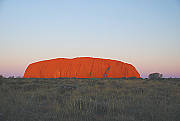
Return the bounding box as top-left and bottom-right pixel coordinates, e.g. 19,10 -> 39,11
0,78 -> 180,121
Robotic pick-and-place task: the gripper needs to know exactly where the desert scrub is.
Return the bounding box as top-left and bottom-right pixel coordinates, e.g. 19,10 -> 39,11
0,78 -> 180,121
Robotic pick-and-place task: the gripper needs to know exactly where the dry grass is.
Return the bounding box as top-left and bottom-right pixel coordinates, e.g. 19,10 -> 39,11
0,78 -> 180,121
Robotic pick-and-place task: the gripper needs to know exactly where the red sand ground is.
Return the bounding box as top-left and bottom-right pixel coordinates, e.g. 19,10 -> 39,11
24,57 -> 140,78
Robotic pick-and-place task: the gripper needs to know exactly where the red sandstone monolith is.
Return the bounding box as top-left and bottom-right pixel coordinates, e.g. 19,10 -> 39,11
24,57 -> 140,78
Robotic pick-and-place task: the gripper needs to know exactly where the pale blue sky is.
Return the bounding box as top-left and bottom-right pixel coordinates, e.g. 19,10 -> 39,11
0,0 -> 180,77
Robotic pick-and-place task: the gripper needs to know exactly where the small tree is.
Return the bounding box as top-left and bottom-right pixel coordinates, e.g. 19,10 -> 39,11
148,73 -> 163,79
8,76 -> 15,79
0,75 -> 4,78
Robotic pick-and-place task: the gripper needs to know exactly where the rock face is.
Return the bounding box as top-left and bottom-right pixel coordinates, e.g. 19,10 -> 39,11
24,57 -> 140,78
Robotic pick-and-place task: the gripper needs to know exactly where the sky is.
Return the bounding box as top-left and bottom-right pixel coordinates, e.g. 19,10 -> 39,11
0,0 -> 180,78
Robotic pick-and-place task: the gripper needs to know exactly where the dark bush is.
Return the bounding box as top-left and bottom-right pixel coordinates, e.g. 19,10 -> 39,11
0,75 -> 4,78
149,73 -> 163,79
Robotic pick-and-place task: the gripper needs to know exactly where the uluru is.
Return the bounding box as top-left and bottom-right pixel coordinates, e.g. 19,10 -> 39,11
24,57 -> 140,78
